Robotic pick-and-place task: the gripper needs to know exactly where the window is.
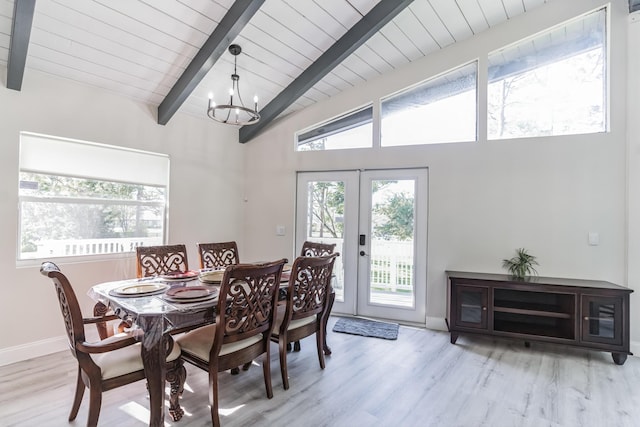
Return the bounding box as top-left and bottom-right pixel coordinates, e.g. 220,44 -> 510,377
487,8 -> 606,139
381,62 -> 477,146
296,105 -> 372,151
18,133 -> 169,260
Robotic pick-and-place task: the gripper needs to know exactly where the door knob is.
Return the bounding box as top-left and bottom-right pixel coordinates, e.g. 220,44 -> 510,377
359,250 -> 366,256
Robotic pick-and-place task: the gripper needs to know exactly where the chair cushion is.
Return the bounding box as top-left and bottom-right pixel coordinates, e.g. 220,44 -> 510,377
176,324 -> 263,362
91,333 -> 182,380
272,309 -> 317,336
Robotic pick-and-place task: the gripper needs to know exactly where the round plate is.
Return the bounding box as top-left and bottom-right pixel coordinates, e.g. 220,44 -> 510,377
199,270 -> 225,284
165,286 -> 218,300
111,282 -> 169,297
160,270 -> 199,281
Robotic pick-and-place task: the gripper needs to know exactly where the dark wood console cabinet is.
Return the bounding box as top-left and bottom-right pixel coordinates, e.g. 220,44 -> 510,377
446,271 -> 633,365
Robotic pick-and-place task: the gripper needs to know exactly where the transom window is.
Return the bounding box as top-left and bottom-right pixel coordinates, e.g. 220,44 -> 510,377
18,133 -> 168,261
381,61 -> 477,146
296,105 -> 372,151
487,7 -> 606,139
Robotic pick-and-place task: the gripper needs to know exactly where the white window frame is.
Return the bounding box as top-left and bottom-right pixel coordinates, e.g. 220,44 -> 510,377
17,132 -> 170,265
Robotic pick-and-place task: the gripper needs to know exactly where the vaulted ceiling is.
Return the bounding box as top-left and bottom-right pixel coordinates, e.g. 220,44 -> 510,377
4,0 -> 603,143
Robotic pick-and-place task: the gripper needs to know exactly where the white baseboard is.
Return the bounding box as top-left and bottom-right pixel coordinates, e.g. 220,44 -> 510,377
0,336 -> 68,367
425,316 -> 448,331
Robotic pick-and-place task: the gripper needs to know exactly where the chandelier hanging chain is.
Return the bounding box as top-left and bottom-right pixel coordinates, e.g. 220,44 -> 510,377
207,44 -> 260,126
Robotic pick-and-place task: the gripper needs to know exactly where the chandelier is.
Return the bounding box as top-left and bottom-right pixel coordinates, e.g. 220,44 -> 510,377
207,44 -> 260,126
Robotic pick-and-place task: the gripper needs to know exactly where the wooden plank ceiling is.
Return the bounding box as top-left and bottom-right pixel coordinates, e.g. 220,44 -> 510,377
0,0 -> 552,142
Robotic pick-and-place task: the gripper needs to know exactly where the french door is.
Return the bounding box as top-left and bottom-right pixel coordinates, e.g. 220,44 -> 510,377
295,168 -> 428,324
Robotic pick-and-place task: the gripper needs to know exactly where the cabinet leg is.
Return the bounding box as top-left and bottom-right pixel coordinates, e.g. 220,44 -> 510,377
450,333 -> 458,344
612,353 -> 627,365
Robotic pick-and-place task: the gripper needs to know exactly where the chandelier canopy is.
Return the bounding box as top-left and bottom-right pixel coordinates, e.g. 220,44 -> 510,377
207,44 -> 260,126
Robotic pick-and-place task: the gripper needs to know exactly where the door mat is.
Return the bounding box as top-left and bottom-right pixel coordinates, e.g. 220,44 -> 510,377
332,317 -> 399,340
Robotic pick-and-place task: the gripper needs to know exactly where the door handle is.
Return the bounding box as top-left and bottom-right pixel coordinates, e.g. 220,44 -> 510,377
359,250 -> 367,256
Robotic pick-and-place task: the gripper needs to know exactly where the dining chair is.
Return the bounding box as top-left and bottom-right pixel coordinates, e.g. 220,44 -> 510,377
198,241 -> 249,374
176,258 -> 287,427
271,253 -> 338,390
136,244 -> 189,278
300,240 -> 336,257
292,241 -> 338,352
197,241 -> 239,269
40,262 -> 186,426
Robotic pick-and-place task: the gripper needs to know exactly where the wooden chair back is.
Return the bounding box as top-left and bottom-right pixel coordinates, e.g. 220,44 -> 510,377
40,262 -> 87,360
284,254 -> 338,325
197,241 -> 239,269
215,259 -> 287,353
300,240 -> 336,257
136,244 -> 188,278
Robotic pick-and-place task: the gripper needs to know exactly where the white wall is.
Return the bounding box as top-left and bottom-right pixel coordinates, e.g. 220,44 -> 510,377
243,0 -> 637,347
0,68 -> 244,364
626,11 -> 640,353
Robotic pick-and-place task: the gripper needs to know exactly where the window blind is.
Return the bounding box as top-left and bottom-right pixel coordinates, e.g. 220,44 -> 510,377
19,132 -> 169,187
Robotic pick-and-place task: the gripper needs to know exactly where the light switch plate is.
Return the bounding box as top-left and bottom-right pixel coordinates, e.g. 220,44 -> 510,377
588,232 -> 599,246
276,225 -> 285,236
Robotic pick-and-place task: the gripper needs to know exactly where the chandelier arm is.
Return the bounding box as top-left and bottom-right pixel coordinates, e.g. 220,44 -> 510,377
235,79 -> 247,108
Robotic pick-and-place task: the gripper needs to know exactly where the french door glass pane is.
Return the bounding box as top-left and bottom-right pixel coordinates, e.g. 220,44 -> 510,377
306,181 -> 345,302
369,179 -> 415,307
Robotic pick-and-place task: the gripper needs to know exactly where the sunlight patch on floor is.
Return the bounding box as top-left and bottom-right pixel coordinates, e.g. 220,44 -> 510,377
219,404 -> 245,417
118,401 -> 153,425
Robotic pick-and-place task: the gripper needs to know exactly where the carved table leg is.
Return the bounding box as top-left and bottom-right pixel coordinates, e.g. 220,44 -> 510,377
166,359 -> 186,421
139,316 -> 166,427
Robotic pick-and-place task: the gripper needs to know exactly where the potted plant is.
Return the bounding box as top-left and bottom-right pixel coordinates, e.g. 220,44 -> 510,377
502,248 -> 539,280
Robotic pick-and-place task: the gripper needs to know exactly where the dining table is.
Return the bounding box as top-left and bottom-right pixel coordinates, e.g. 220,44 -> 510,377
88,266 -> 334,426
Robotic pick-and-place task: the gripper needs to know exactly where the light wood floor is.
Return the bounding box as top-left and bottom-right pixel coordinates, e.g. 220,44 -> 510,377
1,316 -> 639,427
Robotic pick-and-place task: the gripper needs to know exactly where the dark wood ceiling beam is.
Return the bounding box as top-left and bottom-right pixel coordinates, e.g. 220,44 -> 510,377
7,0 -> 36,91
238,0 -> 415,144
157,0 -> 264,125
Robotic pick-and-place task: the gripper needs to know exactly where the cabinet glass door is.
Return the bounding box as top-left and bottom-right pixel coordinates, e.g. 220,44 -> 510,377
455,285 -> 488,329
581,296 -> 623,345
